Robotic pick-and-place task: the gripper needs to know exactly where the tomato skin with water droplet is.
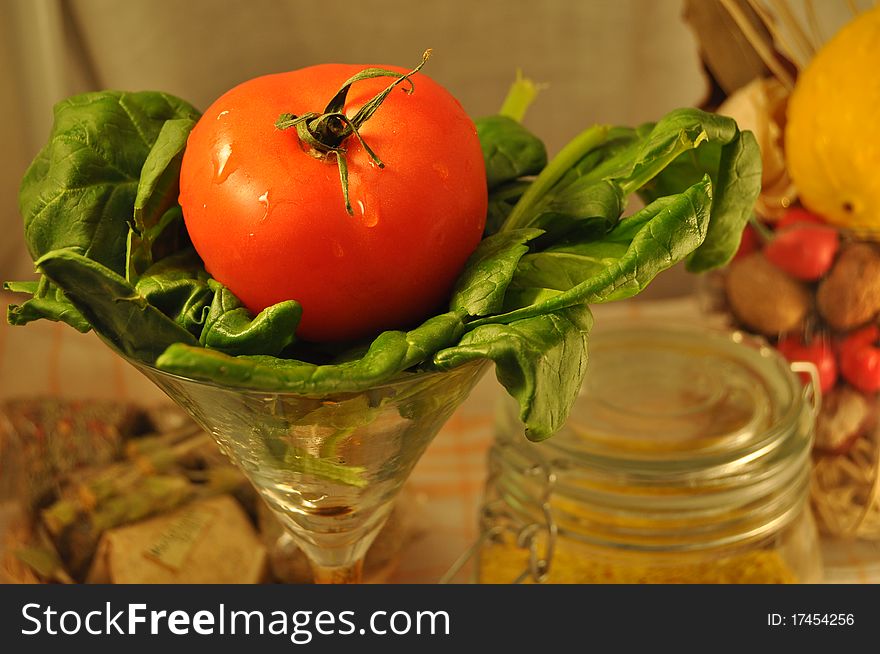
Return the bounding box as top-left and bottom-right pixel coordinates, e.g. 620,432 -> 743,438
179,64 -> 487,343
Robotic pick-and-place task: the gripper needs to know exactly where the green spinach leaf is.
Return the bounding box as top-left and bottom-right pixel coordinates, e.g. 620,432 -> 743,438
35,247 -> 199,362
502,110 -> 759,275
200,280 -> 301,357
450,227 -> 544,316
553,125 -> 643,189
434,304 -> 593,441
20,91 -> 199,276
473,176 -> 713,325
618,108 -> 737,193
156,311 -> 468,393
134,249 -> 213,336
528,178 -> 624,242
476,115 -> 547,190
500,125 -> 610,233
485,180 -> 530,236
4,280 -> 90,333
127,118 -> 197,280
134,118 -> 197,232
641,130 -> 761,272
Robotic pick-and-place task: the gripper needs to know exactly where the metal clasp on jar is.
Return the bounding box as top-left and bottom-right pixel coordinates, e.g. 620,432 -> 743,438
440,443 -> 558,584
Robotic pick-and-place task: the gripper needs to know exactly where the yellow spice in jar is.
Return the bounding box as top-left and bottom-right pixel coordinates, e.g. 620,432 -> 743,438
480,541 -> 796,584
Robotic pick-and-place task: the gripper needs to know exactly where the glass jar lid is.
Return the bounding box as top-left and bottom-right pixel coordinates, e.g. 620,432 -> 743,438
564,325 -> 805,464
491,324 -> 816,551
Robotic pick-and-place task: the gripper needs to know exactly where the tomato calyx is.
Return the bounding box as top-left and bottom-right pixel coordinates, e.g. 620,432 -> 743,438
274,49 -> 432,214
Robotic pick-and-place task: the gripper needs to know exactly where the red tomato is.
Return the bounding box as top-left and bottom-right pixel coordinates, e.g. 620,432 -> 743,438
179,64 -> 487,342
776,334 -> 837,393
732,223 -> 760,261
763,225 -> 839,281
839,326 -> 880,394
775,206 -> 826,231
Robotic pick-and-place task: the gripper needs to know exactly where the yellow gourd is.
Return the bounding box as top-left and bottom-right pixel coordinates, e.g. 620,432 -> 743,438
785,7 -> 880,230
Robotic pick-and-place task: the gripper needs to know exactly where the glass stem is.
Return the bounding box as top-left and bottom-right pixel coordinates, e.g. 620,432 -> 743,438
311,559 -> 364,584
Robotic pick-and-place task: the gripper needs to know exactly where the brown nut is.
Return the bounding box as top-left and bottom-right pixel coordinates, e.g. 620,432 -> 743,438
817,243 -> 880,331
724,253 -> 810,336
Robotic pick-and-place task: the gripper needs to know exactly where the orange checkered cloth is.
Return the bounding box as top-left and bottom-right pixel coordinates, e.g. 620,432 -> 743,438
2,292 -> 878,583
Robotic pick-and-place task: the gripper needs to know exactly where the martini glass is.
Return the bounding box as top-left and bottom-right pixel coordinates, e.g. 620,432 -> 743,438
124,353 -> 488,583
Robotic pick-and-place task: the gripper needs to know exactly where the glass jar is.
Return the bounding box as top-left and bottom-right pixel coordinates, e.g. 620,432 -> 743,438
476,325 -> 823,584
703,223 -> 880,540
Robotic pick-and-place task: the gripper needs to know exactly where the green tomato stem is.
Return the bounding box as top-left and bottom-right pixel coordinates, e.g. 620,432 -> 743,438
274,51 -> 432,215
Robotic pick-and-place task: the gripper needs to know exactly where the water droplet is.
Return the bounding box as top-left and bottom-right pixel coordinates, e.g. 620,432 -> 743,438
216,110 -> 230,120
213,142 -> 235,183
359,197 -> 379,227
258,191 -> 270,220
432,162 -> 449,180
